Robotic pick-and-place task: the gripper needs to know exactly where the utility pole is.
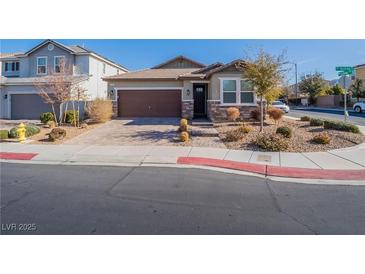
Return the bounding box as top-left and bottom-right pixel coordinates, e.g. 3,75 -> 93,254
295,63 -> 298,105
343,76 -> 348,122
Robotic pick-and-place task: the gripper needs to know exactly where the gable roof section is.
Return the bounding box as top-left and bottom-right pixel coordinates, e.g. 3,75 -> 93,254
152,55 -> 205,69
103,59 -> 247,81
23,39 -> 74,55
21,39 -> 128,71
204,59 -> 245,77
68,44 -> 128,72
191,62 -> 224,74
103,68 -> 198,80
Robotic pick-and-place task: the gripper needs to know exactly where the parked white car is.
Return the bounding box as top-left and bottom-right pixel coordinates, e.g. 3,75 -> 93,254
353,101 -> 365,113
271,101 -> 290,113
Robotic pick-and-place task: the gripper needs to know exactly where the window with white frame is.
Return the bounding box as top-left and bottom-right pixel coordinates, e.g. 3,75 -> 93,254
54,56 -> 65,73
221,78 -> 255,104
240,80 -> 255,103
37,57 -> 47,75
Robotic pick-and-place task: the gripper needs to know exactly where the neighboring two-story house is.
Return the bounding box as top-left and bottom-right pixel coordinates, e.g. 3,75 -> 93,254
0,39 -> 127,119
355,62 -> 365,82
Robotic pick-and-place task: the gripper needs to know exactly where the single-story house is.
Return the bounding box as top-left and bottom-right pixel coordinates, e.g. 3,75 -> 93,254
103,56 -> 258,121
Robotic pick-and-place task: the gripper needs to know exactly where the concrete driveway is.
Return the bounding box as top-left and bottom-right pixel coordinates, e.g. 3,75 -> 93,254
66,118 -> 182,146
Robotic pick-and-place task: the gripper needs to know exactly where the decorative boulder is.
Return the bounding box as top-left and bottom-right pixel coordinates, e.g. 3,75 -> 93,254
48,128 -> 66,142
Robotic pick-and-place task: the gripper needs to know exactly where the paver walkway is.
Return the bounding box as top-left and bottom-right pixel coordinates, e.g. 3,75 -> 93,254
66,118 -> 226,148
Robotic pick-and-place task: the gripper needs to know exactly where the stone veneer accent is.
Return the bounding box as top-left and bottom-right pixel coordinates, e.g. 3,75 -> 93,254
207,101 -> 258,121
112,101 -> 118,117
182,100 -> 194,119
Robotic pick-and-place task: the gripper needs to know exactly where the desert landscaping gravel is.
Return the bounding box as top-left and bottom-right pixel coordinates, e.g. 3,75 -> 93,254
216,118 -> 365,152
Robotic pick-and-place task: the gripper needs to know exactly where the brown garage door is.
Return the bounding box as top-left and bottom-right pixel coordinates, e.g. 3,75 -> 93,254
118,90 -> 181,117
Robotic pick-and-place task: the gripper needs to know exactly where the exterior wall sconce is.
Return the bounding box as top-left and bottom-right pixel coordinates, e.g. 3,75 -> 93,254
186,89 -> 190,96
4,94 -> 8,99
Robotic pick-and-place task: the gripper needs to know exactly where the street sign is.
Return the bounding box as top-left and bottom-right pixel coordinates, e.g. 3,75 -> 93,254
336,66 -> 354,75
335,66 -> 353,122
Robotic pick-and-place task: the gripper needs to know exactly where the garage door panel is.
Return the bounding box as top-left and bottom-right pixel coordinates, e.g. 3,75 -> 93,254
118,90 -> 181,117
11,94 -> 59,120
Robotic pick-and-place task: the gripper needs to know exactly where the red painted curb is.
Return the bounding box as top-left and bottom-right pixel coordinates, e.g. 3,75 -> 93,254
0,152 -> 38,160
177,157 -> 365,180
267,165 -> 365,180
177,157 -> 267,174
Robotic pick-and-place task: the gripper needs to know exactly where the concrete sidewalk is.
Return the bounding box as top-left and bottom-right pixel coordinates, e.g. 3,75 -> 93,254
1,142 -> 364,170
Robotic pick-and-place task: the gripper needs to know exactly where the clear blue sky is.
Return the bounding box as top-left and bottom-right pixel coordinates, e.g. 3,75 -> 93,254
1,39 -> 364,83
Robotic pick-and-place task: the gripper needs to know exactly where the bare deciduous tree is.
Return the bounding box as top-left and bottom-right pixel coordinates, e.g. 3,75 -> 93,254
237,49 -> 287,132
34,58 -> 87,126
70,85 -> 88,127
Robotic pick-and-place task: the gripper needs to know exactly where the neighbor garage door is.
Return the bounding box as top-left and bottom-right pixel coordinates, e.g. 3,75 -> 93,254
118,90 -> 181,117
11,94 -> 57,119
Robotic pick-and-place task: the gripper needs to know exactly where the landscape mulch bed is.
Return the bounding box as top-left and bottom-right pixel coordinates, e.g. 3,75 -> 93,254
29,123 -> 102,144
215,118 -> 365,152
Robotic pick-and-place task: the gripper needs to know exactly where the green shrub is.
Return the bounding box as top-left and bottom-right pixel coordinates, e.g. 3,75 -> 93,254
256,134 -> 289,151
40,112 -> 54,124
300,116 -> 311,121
276,126 -> 293,138
323,120 -> 361,134
0,130 -> 9,139
65,110 -> 78,125
8,124 -> 41,138
312,132 -> 331,144
309,118 -> 324,127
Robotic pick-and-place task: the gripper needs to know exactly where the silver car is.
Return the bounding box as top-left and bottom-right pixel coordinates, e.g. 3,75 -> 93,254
271,101 -> 290,113
353,101 -> 365,113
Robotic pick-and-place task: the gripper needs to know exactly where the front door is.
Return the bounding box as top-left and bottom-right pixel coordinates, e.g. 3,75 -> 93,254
193,84 -> 207,117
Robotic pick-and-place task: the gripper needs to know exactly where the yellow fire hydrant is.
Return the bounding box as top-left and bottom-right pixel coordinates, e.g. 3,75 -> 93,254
16,123 -> 26,143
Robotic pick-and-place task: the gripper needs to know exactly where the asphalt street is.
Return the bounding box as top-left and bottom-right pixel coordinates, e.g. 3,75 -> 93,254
286,108 -> 365,126
1,163 -> 365,234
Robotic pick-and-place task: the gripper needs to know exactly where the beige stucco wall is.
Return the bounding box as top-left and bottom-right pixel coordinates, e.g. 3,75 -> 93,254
107,80 -> 183,89
105,68 -> 250,103
356,67 -> 365,80
182,80 -> 194,101
209,71 -> 244,100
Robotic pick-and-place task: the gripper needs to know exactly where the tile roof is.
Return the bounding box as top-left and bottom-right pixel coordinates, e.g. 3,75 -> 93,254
103,59 -> 245,81
0,53 -> 22,59
103,68 -> 199,80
